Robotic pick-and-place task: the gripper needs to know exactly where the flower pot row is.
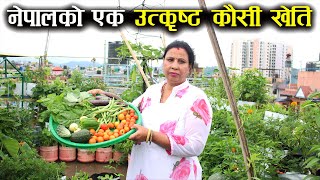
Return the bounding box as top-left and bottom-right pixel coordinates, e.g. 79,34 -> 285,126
39,145 -> 123,163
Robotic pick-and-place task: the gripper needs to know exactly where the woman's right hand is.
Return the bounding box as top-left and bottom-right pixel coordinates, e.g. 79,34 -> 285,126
87,89 -> 104,96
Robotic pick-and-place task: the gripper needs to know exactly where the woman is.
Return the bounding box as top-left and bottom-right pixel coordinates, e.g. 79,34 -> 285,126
90,40 -> 212,179
127,40 -> 212,180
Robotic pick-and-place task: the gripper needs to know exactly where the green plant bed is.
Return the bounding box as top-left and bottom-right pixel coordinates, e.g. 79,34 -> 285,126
0,148 -> 66,180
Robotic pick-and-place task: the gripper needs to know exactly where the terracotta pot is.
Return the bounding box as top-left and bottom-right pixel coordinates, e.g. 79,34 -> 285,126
95,147 -> 113,163
39,145 -> 58,162
77,149 -> 95,163
59,146 -> 76,162
112,150 -> 123,162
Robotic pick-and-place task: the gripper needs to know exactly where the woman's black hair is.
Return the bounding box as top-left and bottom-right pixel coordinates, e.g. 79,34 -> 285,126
162,40 -> 195,69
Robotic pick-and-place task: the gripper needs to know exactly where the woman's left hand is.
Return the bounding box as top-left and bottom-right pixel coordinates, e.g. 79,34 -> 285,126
129,124 -> 148,143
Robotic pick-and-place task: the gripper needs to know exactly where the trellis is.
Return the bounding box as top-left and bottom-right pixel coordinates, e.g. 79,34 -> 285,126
0,56 -> 26,108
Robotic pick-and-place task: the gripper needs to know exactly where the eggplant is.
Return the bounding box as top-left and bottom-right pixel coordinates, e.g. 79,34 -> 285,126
102,92 -> 121,100
89,99 -> 110,106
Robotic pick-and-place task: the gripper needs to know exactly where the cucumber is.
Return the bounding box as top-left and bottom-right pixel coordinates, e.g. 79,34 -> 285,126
70,129 -> 91,143
80,118 -> 100,130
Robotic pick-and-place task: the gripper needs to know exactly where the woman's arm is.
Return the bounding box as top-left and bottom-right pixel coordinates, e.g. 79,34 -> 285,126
165,95 -> 212,157
129,124 -> 171,150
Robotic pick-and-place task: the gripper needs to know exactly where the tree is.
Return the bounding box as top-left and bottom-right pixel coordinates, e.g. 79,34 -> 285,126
234,69 -> 268,104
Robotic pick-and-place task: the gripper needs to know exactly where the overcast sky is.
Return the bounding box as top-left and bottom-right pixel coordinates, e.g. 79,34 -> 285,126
1,0 -> 319,68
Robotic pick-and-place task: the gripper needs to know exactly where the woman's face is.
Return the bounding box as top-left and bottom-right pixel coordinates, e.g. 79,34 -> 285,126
163,47 -> 191,86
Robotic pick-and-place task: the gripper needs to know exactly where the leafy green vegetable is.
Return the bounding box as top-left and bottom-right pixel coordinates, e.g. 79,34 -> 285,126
37,89 -> 95,127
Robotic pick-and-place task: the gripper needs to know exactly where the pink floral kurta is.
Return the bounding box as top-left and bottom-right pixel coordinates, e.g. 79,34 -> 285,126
126,80 -> 212,180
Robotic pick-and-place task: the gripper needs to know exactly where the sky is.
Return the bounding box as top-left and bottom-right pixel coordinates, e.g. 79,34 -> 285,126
1,0 -> 319,69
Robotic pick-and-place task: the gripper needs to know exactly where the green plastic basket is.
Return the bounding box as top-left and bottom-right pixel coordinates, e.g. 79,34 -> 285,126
49,103 -> 141,149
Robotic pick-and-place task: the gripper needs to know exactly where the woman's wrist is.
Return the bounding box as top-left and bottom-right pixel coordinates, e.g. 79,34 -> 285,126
146,129 -> 153,144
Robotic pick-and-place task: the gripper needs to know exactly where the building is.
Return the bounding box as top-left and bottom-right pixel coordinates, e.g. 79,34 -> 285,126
297,71 -> 320,91
230,39 -> 293,79
52,66 -> 64,76
306,60 -> 320,71
108,41 -> 126,64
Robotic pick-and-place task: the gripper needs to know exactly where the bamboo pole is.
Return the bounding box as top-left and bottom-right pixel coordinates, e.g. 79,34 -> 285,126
197,0 -> 255,179
119,29 -> 150,88
162,32 -> 166,48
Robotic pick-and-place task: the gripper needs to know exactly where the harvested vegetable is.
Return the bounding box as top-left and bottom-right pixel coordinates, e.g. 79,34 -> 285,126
56,125 -> 71,138
70,129 -> 91,143
69,123 -> 79,132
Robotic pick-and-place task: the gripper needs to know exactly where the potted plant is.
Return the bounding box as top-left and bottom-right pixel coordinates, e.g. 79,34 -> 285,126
0,143 -> 66,179
77,148 -> 96,163
59,144 -> 77,162
95,146 -> 113,163
113,139 -> 133,164
38,127 -> 58,162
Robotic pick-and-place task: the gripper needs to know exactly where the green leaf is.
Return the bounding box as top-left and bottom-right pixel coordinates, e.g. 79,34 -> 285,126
315,116 -> 320,127
20,142 -> 32,154
304,158 -> 319,168
0,133 -> 20,157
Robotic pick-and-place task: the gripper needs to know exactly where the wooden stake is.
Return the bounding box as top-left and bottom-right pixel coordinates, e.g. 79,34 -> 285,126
119,29 -> 150,88
197,0 -> 255,179
162,32 -> 166,48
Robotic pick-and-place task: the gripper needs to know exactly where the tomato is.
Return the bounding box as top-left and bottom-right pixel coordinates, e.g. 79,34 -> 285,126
124,126 -> 130,132
119,129 -> 125,136
100,123 -> 108,131
103,134 -> 110,141
133,115 -> 138,120
108,122 -> 114,129
117,124 -> 124,131
130,112 -> 135,117
89,138 -> 96,144
113,133 -> 119,138
118,114 -> 125,121
97,136 -> 104,143
114,121 -> 120,128
130,109 -> 135,114
89,129 -> 96,135
97,132 -> 104,137
121,120 -> 127,124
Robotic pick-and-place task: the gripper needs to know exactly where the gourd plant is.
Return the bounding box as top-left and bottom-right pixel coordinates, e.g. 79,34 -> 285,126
301,92 -> 320,176
0,79 -> 16,96
115,41 -> 163,92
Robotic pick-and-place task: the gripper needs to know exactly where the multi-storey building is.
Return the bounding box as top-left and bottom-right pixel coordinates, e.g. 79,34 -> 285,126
230,39 -> 293,79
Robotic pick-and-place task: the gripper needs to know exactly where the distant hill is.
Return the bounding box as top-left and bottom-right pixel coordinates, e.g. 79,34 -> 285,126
56,61 -> 102,68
